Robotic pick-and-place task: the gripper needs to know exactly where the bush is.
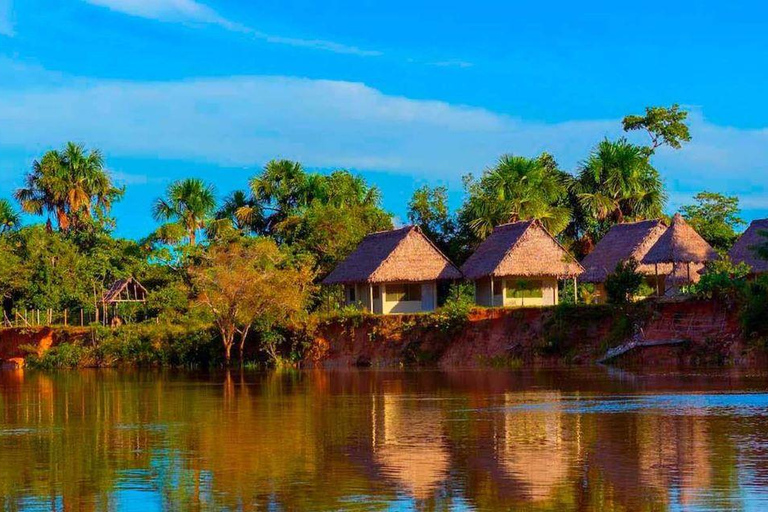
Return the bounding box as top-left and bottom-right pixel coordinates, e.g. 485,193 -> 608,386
692,258 -> 751,301
428,282 -> 475,333
25,320 -> 219,369
605,258 -> 644,304
741,276 -> 768,340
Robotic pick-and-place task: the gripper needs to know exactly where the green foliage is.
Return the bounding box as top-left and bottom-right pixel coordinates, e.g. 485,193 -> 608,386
0,198 -> 20,233
15,142 -> 123,233
152,178 -> 217,246
461,153 -> 572,240
26,321 -> 219,369
242,161 -> 392,277
622,104 -> 691,153
681,191 -> 745,251
427,282 -> 475,333
691,258 -> 751,300
605,258 -> 644,304
741,277 -> 768,342
407,185 -> 465,261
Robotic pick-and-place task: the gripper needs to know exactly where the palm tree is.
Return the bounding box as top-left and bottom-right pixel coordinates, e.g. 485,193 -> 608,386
0,199 -> 20,233
215,190 -> 262,233
574,138 -> 666,224
461,153 -> 572,239
15,142 -> 122,232
152,178 -> 216,246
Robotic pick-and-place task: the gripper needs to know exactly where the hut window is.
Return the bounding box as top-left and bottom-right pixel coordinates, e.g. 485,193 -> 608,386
347,286 -> 356,303
386,283 -> 422,302
506,279 -> 544,299
492,278 -> 503,296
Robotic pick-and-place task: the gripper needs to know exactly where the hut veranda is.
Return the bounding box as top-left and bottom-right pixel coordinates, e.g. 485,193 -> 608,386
460,220 -> 583,307
323,226 -> 462,314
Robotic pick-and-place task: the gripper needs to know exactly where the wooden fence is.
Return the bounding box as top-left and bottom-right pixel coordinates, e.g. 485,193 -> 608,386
3,308 -> 121,328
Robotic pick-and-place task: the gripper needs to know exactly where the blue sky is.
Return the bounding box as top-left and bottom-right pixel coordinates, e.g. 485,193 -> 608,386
1,0 -> 768,238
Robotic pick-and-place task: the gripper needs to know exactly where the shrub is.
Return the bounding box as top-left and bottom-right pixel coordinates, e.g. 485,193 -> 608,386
428,282 -> 475,333
605,258 -> 644,304
692,257 -> 751,301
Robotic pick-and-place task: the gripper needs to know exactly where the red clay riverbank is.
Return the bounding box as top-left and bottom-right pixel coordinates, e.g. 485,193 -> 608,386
0,327 -> 89,367
307,299 -> 759,368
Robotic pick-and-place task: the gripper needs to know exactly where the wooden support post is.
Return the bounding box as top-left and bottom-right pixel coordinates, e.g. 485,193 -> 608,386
369,284 -> 374,314
687,262 -> 691,284
573,277 -> 578,304
655,263 -> 660,296
490,278 -> 495,308
80,308 -> 84,326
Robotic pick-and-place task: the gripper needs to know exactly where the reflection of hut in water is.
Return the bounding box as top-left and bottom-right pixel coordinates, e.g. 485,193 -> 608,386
101,277 -> 148,326
372,394 -> 450,500
496,392 -> 576,502
637,414 -> 712,507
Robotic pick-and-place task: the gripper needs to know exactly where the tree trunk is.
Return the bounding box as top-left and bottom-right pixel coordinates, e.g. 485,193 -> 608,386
222,329 -> 235,366
238,324 -> 251,366
189,229 -> 197,246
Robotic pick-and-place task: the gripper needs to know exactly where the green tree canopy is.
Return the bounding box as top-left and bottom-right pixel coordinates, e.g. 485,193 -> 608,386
571,138 -> 666,251
460,153 -> 572,240
681,191 -> 745,252
622,104 -> 691,153
15,142 -> 123,233
245,161 -> 392,275
152,178 -> 217,246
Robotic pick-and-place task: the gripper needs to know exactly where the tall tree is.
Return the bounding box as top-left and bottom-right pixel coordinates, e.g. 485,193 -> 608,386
681,191 -> 745,252
15,142 -> 123,232
574,138 -> 665,221
152,178 -> 216,246
190,238 -> 314,365
0,199 -> 20,233
622,104 -> 691,154
246,161 -> 391,275
460,153 -> 572,239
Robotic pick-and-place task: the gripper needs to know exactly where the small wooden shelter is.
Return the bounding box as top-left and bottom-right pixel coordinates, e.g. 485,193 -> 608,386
102,277 -> 148,304
580,219 -> 669,301
323,226 -> 462,314
461,220 -> 583,307
729,219 -> 768,275
642,213 -> 718,294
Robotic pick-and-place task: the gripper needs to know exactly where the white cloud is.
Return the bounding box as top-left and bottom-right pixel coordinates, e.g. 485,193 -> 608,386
1,70 -> 767,214
83,0 -> 381,56
84,0 -> 224,25
0,0 -> 14,37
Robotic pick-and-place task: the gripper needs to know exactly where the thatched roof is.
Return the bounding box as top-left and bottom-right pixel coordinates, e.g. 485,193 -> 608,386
461,220 -> 583,280
580,220 -> 668,283
643,213 -> 718,264
729,219 -> 768,273
322,226 -> 462,285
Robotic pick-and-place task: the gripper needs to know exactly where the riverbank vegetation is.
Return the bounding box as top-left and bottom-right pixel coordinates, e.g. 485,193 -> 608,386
2,104 -> 765,368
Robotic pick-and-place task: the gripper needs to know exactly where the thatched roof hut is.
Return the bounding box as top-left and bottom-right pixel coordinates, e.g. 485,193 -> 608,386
461,220 -> 583,280
323,226 -> 462,285
643,213 -> 718,265
729,219 -> 768,274
580,220 -> 668,283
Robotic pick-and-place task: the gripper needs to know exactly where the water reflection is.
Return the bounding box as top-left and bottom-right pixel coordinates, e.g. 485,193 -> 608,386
1,368 -> 768,510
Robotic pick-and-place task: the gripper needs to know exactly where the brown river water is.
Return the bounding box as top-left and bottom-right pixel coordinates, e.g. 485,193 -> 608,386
2,368 -> 768,511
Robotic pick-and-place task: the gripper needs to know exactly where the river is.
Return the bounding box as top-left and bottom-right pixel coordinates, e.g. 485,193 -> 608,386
1,368 -> 768,510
